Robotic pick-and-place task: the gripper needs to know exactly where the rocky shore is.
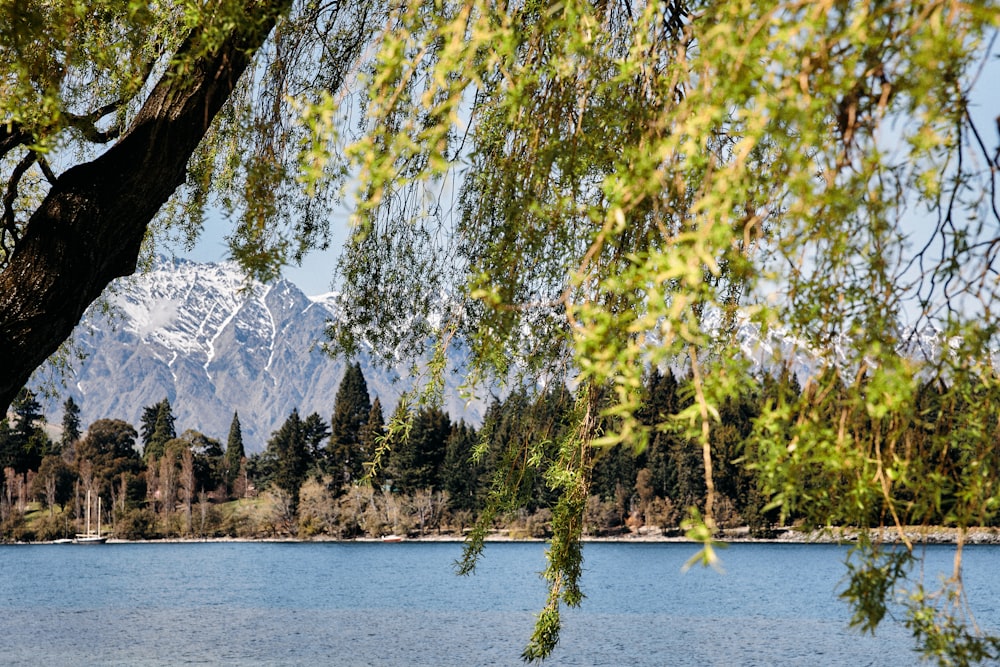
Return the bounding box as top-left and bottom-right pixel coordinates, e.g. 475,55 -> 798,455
757,526 -> 1000,546
609,525 -> 1000,545
35,525 -> 1000,546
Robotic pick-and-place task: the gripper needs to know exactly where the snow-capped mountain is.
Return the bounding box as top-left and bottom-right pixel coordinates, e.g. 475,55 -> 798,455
41,257 -> 475,453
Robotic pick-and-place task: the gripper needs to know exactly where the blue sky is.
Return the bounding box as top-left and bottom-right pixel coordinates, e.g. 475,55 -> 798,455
181,213 -> 347,296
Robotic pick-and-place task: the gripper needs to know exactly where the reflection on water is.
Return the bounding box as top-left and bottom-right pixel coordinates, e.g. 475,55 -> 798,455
0,541 -> 996,666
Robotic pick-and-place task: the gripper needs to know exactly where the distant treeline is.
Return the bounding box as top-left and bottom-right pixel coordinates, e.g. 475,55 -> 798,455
0,362 -> 985,541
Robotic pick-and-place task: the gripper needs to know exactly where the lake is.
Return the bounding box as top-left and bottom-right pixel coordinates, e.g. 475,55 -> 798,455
0,541 -> 997,665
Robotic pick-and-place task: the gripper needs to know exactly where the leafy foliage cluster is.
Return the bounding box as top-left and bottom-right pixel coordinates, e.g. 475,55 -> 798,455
319,0 -> 1000,660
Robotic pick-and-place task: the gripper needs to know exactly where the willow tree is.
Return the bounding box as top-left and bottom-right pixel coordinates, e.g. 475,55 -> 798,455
5,0 -> 1000,663
316,0 -> 1000,661
0,0 -> 383,411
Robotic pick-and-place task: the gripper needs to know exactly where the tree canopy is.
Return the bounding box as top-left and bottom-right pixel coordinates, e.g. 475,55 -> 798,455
3,0 -> 1000,662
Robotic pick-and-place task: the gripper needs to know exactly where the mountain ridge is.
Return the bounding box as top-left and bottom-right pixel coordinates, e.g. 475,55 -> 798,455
38,257 -> 475,453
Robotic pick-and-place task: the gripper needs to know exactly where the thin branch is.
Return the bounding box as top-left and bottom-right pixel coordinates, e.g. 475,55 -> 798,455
688,343 -> 716,532
964,107 -> 1000,222
1,151 -> 37,258
0,122 -> 32,160
36,155 -> 57,185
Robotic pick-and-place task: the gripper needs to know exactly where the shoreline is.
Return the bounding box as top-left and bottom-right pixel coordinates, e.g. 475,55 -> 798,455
18,525 -> 1000,546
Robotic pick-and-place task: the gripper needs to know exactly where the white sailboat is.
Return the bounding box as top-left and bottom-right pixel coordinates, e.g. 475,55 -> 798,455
74,490 -> 108,544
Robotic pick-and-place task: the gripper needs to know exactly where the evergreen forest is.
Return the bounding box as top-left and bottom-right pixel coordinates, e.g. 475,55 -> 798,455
2,361 -> 993,543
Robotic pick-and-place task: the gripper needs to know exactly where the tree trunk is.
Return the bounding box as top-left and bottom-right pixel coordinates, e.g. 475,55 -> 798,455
0,1 -> 289,414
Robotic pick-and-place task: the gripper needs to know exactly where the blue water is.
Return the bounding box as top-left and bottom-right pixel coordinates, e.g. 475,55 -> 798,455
0,541 -> 998,665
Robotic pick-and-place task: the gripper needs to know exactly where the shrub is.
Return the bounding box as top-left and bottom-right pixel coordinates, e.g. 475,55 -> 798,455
33,512 -> 72,541
115,508 -> 159,540
1,512 -> 32,542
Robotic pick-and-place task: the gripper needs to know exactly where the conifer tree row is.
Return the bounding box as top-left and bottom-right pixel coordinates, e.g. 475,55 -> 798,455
6,366 -> 1000,547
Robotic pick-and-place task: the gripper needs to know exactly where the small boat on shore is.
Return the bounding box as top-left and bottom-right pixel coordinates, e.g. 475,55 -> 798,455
381,534 -> 404,543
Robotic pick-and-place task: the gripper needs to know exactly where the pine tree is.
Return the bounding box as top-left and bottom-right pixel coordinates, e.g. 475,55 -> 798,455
140,402 -> 160,449
142,398 -> 176,463
267,409 -> 310,514
359,397 -> 385,459
390,407 -> 452,494
358,397 -> 385,486
476,393 -> 535,508
224,411 -> 245,494
591,443 -> 638,521
529,385 -> 576,510
442,421 -> 481,512
636,369 -> 680,500
326,362 -> 372,488
711,392 -> 761,525
303,412 -> 331,463
60,396 -> 82,452
1,388 -> 48,474
11,387 -> 42,442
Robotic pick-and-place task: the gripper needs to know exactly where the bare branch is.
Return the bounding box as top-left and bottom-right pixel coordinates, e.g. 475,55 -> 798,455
36,155 -> 57,185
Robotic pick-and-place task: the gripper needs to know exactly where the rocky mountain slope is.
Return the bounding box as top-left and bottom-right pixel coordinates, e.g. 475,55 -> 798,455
40,257 -> 475,453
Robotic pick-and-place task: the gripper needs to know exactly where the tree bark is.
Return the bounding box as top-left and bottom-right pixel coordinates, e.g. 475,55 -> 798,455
0,2 -> 289,414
